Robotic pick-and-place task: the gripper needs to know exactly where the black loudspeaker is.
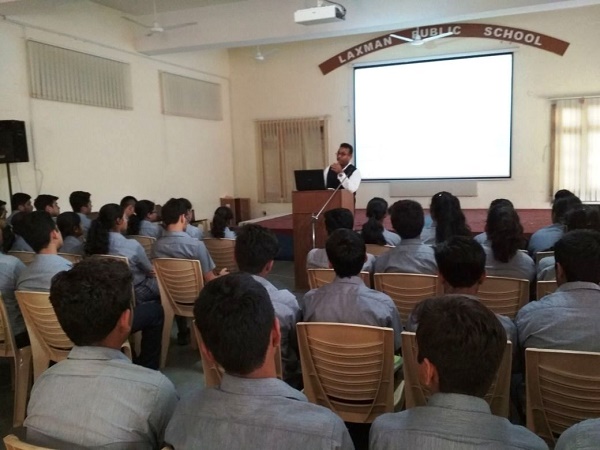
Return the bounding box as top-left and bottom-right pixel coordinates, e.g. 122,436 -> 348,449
0,120 -> 29,163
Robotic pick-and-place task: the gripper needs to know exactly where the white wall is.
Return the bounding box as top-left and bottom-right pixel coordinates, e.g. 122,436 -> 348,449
0,1 -> 234,220
229,5 -> 600,217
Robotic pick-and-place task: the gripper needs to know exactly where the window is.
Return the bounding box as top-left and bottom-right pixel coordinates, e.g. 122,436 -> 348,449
552,97 -> 600,202
256,117 -> 328,203
160,72 -> 222,120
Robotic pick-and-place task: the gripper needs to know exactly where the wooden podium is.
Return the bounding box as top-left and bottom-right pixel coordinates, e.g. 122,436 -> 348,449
292,189 -> 354,290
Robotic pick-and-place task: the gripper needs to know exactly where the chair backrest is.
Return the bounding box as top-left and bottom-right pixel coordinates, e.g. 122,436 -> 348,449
373,273 -> 443,323
127,235 -> 156,259
192,321 -> 282,387
7,251 -> 36,266
307,268 -> 371,289
3,435 -> 53,450
56,253 -> 82,264
536,280 -> 558,300
526,347 -> 600,446
535,250 -> 555,265
297,322 -> 396,423
153,258 -> 203,316
0,293 -> 15,358
365,244 -> 393,256
477,276 -> 529,319
15,290 -> 73,380
203,238 -> 238,273
401,332 -> 512,417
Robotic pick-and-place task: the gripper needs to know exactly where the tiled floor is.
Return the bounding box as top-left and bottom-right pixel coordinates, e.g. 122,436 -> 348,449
0,261 -> 319,449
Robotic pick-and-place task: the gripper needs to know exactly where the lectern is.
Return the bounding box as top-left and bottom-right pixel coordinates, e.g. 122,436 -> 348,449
292,190 -> 354,289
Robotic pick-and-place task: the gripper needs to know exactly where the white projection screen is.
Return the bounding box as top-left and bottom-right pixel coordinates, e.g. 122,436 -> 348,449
354,52 -> 513,180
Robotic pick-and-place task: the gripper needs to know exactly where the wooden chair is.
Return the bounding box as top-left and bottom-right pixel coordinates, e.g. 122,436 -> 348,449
365,244 -> 393,256
3,435 -> 53,450
307,268 -> 371,289
192,321 -> 282,386
401,332 -> 513,418
373,273 -> 443,323
526,347 -> 600,446
153,258 -> 204,368
536,280 -> 558,300
16,290 -> 131,381
477,276 -> 529,319
7,251 -> 36,266
203,238 -> 237,273
127,235 -> 156,259
56,253 -> 82,264
535,250 -> 554,265
0,295 -> 32,427
297,322 -> 402,423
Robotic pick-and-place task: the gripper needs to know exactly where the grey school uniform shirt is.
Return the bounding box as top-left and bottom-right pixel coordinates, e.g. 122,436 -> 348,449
0,252 -> 26,335
151,231 -> 215,274
374,237 -> 437,275
165,373 -> 354,450
16,254 -> 73,292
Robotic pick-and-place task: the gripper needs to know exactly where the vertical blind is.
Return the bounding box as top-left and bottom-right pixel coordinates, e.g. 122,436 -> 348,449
552,97 -> 600,202
256,117 -> 328,203
27,40 -> 132,110
160,72 -> 222,120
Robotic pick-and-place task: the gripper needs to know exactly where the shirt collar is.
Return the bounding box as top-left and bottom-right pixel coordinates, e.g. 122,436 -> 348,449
427,392 -> 491,414
557,281 -> 600,293
220,373 -> 307,401
162,230 -> 189,237
398,238 -> 423,245
332,275 -> 364,286
67,345 -> 131,362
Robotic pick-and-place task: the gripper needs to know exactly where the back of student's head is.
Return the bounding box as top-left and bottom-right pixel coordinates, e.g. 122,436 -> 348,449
430,191 -> 471,243
50,257 -> 133,346
415,295 -> 506,397
194,273 -> 275,375
11,212 -> 28,236
120,196 -> 137,209
127,200 -> 155,235
324,208 -> 354,234
485,205 -> 524,263
434,236 -> 485,288
552,195 -> 582,224
161,198 -> 187,225
488,198 -> 513,210
390,200 -> 424,239
554,189 -> 575,201
326,229 -> 365,278
554,229 -> 600,283
85,203 -> 123,256
21,211 -> 57,253
69,191 -> 91,212
34,194 -> 58,212
565,205 -> 600,232
57,212 -> 81,239
235,224 -> 279,274
362,197 -> 388,245
211,206 -> 234,238
178,198 -> 193,211
11,192 -> 31,211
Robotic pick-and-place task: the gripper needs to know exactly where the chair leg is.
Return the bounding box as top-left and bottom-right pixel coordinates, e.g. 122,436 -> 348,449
159,302 -> 175,369
13,347 -> 32,427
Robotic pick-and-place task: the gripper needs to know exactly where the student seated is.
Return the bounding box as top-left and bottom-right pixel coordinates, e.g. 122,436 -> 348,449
165,273 -> 354,450
85,203 -> 164,369
33,194 -> 60,217
482,205 -> 535,282
517,229 -> 600,352
361,197 -> 400,246
69,190 -> 92,237
57,212 -> 84,256
120,195 -> 137,219
474,198 -> 514,244
369,295 -> 547,450
307,207 -> 375,271
420,191 -> 471,246
179,197 -> 204,240
16,211 -> 72,292
555,418 -> 600,450
236,224 -> 301,388
207,205 -> 236,239
25,257 -> 177,449
9,212 -> 34,252
128,199 -> 162,239
527,193 -> 581,256
7,192 -> 33,225
302,229 -> 403,351
0,226 -> 27,348
374,200 -> 437,275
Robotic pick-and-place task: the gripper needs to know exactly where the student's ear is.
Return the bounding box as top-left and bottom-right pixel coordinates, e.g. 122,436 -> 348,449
418,357 -> 440,392
271,317 -> 282,348
118,308 -> 132,334
556,262 -> 566,285
264,260 -> 274,274
199,340 -> 217,366
478,270 -> 487,286
50,228 -> 61,241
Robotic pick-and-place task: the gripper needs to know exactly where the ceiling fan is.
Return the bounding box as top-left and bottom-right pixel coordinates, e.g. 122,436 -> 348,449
122,0 -> 197,36
254,46 -> 278,62
390,29 -> 454,46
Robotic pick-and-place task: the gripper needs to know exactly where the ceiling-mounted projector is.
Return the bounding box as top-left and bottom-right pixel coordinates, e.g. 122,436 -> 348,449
294,5 -> 345,25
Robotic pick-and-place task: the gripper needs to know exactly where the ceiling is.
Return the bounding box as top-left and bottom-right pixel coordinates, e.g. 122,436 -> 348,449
1,0 -> 599,55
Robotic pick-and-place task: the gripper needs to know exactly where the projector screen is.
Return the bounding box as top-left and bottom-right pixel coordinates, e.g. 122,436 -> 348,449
354,52 -> 513,180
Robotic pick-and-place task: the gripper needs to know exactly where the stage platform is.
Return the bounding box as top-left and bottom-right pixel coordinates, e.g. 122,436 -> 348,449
244,209 -> 552,261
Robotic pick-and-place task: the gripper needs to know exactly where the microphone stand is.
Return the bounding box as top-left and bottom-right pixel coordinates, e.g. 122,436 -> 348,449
310,182 -> 343,248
